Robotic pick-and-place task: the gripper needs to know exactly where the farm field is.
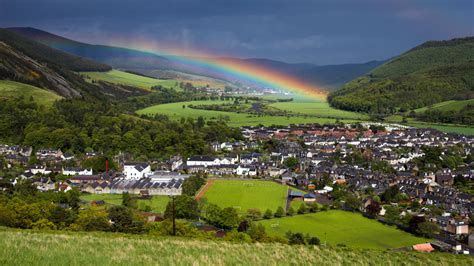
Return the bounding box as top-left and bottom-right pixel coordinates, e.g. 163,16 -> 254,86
385,115 -> 474,135
81,70 -> 181,90
1,228 -> 471,265
415,99 -> 474,113
269,101 -> 369,119
202,180 -> 289,213
81,194 -> 169,214
0,80 -> 62,106
136,100 -> 360,127
259,210 -> 429,250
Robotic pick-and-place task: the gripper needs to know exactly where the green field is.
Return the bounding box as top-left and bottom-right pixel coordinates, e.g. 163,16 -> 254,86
260,210 -> 429,249
137,100 -> 360,127
202,180 -> 289,213
81,194 -> 169,214
269,101 -> 369,119
1,228 -> 471,265
415,99 -> 474,113
82,70 -> 181,90
0,80 -> 62,106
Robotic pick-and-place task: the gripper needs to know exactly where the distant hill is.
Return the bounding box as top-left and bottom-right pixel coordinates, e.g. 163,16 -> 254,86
328,37 -> 474,114
9,27 -> 382,90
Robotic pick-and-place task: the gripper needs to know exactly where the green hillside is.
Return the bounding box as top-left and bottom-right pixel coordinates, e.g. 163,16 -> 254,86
0,228 -> 471,265
415,99 -> 474,113
0,80 -> 62,106
82,70 -> 180,90
328,37 -> 474,114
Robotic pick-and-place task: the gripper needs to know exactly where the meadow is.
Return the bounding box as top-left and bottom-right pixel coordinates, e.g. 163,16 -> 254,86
414,99 -> 474,113
259,210 -> 429,250
385,115 -> 474,135
81,194 -> 169,214
0,80 -> 62,106
82,70 -> 181,90
137,99 -> 360,127
1,228 -> 471,265
202,180 -> 289,213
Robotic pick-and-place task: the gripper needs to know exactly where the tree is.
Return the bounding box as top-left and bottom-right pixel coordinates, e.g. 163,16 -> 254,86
307,236 -> 320,245
284,157 -> 299,170
73,208 -> 110,232
247,223 -> 268,242
297,203 -> 307,214
274,206 -> 285,218
181,175 -> 206,196
418,222 -> 440,236
164,195 -> 199,220
365,200 -> 381,218
287,207 -> 295,216
384,205 -> 401,222
409,215 -> 426,233
344,194 -> 361,211
220,207 -> 240,229
308,203 -> 319,213
108,206 -> 143,233
246,208 -> 262,220
286,231 -> 305,245
263,209 -> 273,219
122,192 -> 137,209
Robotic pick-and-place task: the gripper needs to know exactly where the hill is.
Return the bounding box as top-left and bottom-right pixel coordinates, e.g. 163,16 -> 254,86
9,27 -> 382,90
0,28 -> 152,99
0,228 -> 471,265
328,37 -> 474,114
0,80 -> 62,106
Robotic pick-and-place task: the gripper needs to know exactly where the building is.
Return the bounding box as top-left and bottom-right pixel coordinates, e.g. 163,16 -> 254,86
187,155 -> 220,167
123,162 -> 152,180
62,167 -> 93,176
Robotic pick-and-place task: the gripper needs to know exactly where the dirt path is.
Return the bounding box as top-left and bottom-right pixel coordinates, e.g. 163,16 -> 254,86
195,179 -> 215,200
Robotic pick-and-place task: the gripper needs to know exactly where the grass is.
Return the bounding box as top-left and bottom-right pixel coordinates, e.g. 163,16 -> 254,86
81,194 -> 169,214
415,99 -> 474,113
202,180 -> 289,213
81,70 -> 181,90
0,227 -> 472,265
269,101 -> 369,119
137,99 -> 360,127
0,80 -> 62,106
259,210 -> 429,250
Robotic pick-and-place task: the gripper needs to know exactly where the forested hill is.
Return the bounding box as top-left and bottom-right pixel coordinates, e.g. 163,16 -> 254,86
328,37 -> 474,114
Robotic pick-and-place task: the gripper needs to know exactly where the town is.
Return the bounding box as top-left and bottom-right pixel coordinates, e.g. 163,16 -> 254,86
0,122 -> 472,254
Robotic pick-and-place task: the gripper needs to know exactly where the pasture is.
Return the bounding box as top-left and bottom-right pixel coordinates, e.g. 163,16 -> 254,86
1,228 -> 470,265
136,100 -> 359,127
81,194 -> 169,214
259,210 -> 429,249
415,99 -> 474,113
0,80 -> 62,106
269,101 -> 369,119
202,180 -> 289,213
82,70 -> 180,90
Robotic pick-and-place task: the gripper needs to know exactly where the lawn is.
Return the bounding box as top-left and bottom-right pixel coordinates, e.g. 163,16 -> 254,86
136,100 -> 360,127
81,194 -> 169,214
202,180 -> 289,213
0,80 -> 62,106
1,228 -> 471,265
259,210 -> 429,249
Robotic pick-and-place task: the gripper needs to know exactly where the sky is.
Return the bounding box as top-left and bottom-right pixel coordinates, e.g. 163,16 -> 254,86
0,0 -> 473,64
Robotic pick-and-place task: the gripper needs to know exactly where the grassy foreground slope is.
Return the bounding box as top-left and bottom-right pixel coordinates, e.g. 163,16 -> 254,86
260,211 -> 428,250
1,228 -> 472,265
0,80 -> 62,106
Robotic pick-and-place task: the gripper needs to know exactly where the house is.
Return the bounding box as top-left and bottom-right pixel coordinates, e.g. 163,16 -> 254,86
169,156 -> 183,171
446,221 -> 469,235
288,190 -> 304,200
28,165 -> 51,175
123,162 -> 152,180
412,243 -> 434,253
62,167 -> 93,176
469,234 -> 474,249
436,169 -> 454,186
187,155 -> 220,167
303,193 -> 316,202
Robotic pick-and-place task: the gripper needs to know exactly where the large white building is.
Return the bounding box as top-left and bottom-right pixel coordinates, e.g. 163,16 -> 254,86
62,167 -> 93,176
123,163 -> 152,180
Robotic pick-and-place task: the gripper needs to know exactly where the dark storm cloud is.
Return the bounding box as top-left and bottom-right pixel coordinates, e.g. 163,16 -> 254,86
1,0 -> 472,64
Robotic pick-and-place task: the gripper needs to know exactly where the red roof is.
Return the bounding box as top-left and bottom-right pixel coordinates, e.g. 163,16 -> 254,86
412,243 -> 434,252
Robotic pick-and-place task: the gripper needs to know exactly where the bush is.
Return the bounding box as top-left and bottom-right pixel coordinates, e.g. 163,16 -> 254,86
274,206 -> 285,218
263,209 -> 273,219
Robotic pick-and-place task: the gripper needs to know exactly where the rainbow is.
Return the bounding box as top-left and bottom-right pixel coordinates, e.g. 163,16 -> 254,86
49,33 -> 326,99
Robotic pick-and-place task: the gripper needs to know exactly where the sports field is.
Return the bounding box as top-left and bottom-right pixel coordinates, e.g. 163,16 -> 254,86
259,210 -> 429,249
136,100 -> 359,127
81,194 -> 169,214
0,80 -> 62,106
202,180 -> 289,213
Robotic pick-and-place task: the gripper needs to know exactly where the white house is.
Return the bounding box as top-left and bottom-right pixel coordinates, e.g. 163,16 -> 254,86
62,167 -> 93,176
28,165 -> 51,175
123,163 -> 152,180
187,155 -> 220,167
